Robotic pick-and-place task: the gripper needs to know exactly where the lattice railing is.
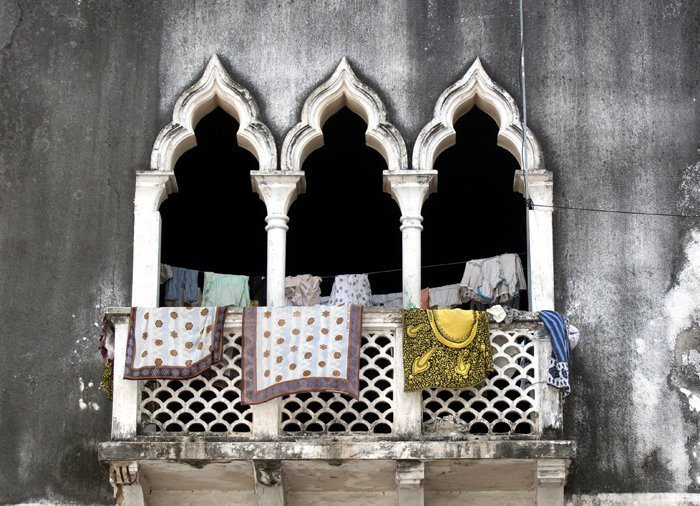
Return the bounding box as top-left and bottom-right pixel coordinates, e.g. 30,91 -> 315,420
422,327 -> 537,436
138,325 -> 251,434
281,328 -> 395,434
130,310 -> 549,437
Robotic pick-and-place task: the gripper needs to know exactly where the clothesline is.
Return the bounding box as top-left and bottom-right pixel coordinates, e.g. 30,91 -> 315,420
318,252 -> 529,279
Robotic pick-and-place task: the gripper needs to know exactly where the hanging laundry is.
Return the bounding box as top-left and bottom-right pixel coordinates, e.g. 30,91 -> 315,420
241,305 -> 363,404
568,324 -> 580,350
370,292 -> 403,307
328,274 -> 372,306
428,284 -> 462,308
249,275 -> 267,306
538,310 -> 571,395
99,315 -> 115,399
124,306 -> 227,379
160,263 -> 174,284
459,253 -> 526,306
403,308 -> 492,390
285,274 -> 322,306
202,273 -> 250,307
164,267 -> 200,305
420,288 -> 430,309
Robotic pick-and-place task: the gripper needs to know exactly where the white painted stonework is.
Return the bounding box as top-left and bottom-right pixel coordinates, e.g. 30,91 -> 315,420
151,54 -> 277,173
281,57 -> 407,172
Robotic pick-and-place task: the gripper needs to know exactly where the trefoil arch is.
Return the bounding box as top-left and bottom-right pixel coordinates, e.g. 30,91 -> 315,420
150,54 -> 277,173
281,57 -> 408,172
413,57 -> 543,176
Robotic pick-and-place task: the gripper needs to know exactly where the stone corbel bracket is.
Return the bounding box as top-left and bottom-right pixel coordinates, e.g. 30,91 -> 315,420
151,54 -> 277,173
413,57 -> 543,173
281,57 -> 408,172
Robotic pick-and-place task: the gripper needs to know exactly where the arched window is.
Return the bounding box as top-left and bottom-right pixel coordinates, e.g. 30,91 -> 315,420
281,58 -> 408,297
132,55 -> 276,306
413,58 -> 553,311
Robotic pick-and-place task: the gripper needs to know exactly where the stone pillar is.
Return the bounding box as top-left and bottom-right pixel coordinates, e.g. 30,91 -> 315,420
514,170 -> 554,312
535,459 -> 568,506
250,171 -> 306,437
395,460 -> 425,506
109,311 -> 139,439
384,171 -> 436,437
535,335 -> 563,436
110,462 -> 151,506
131,172 -> 177,307
254,460 -> 286,506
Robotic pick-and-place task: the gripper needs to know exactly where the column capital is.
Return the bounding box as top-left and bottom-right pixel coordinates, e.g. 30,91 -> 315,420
513,169 -> 553,206
134,171 -> 177,212
251,171 -> 306,217
254,460 -> 286,505
383,171 -> 437,218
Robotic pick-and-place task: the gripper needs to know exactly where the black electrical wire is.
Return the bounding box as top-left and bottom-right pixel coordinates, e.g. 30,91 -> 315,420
531,202 -> 700,219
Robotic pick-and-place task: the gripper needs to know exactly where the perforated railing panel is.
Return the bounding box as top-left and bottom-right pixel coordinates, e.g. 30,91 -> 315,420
281,329 -> 395,435
422,327 -> 538,435
138,326 -> 252,434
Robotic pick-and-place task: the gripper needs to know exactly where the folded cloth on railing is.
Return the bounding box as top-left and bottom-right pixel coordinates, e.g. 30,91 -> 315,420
403,308 -> 492,390
538,310 -> 571,396
242,304 -> 363,404
124,306 -> 227,379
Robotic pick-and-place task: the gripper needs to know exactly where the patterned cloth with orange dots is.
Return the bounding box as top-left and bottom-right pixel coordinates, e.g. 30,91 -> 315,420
124,306 -> 227,380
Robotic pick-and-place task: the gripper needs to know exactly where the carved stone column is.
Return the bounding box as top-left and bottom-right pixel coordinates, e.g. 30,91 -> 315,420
535,459 -> 568,506
110,462 -> 150,506
384,171 -> 436,437
395,460 -> 425,506
254,460 -> 286,506
132,171 -> 177,306
250,171 -> 306,437
251,172 -> 306,306
514,170 -> 553,312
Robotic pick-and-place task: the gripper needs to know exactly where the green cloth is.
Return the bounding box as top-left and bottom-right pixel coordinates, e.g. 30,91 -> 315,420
403,308 -> 492,391
201,273 -> 250,307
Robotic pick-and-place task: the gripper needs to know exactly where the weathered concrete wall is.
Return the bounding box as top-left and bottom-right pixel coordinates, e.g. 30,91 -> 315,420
0,0 -> 698,503
0,0 -> 161,503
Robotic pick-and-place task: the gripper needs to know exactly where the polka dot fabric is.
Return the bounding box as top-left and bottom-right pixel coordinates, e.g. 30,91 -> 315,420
242,305 -> 363,404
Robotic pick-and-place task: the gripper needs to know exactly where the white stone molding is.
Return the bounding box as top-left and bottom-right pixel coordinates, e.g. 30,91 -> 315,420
254,461 -> 286,506
151,54 -> 277,173
382,172 -> 437,308
514,170 -> 554,311
110,462 -> 151,506
250,171 -> 306,439
383,171 -> 436,438
396,460 -> 425,506
108,311 -> 139,440
132,172 -> 176,307
281,57 -> 408,172
536,459 -> 568,506
413,57 -> 543,173
250,172 -> 306,307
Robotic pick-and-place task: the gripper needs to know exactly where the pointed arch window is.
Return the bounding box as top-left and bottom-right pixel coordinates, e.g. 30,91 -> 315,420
413,58 -> 553,311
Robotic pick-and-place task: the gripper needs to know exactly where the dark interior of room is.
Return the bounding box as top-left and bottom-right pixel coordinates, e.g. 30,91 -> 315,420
159,105 -> 526,305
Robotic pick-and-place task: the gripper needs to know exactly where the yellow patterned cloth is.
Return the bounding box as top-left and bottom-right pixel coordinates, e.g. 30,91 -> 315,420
403,308 -> 492,390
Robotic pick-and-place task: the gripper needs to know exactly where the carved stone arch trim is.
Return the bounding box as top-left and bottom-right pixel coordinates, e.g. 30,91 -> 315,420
150,54 -> 277,173
281,57 -> 408,172
413,57 -> 543,176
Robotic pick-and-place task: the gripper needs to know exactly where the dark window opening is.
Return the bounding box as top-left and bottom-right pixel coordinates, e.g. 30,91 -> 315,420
159,107 -> 267,276
421,107 -> 528,308
286,107 -> 402,295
